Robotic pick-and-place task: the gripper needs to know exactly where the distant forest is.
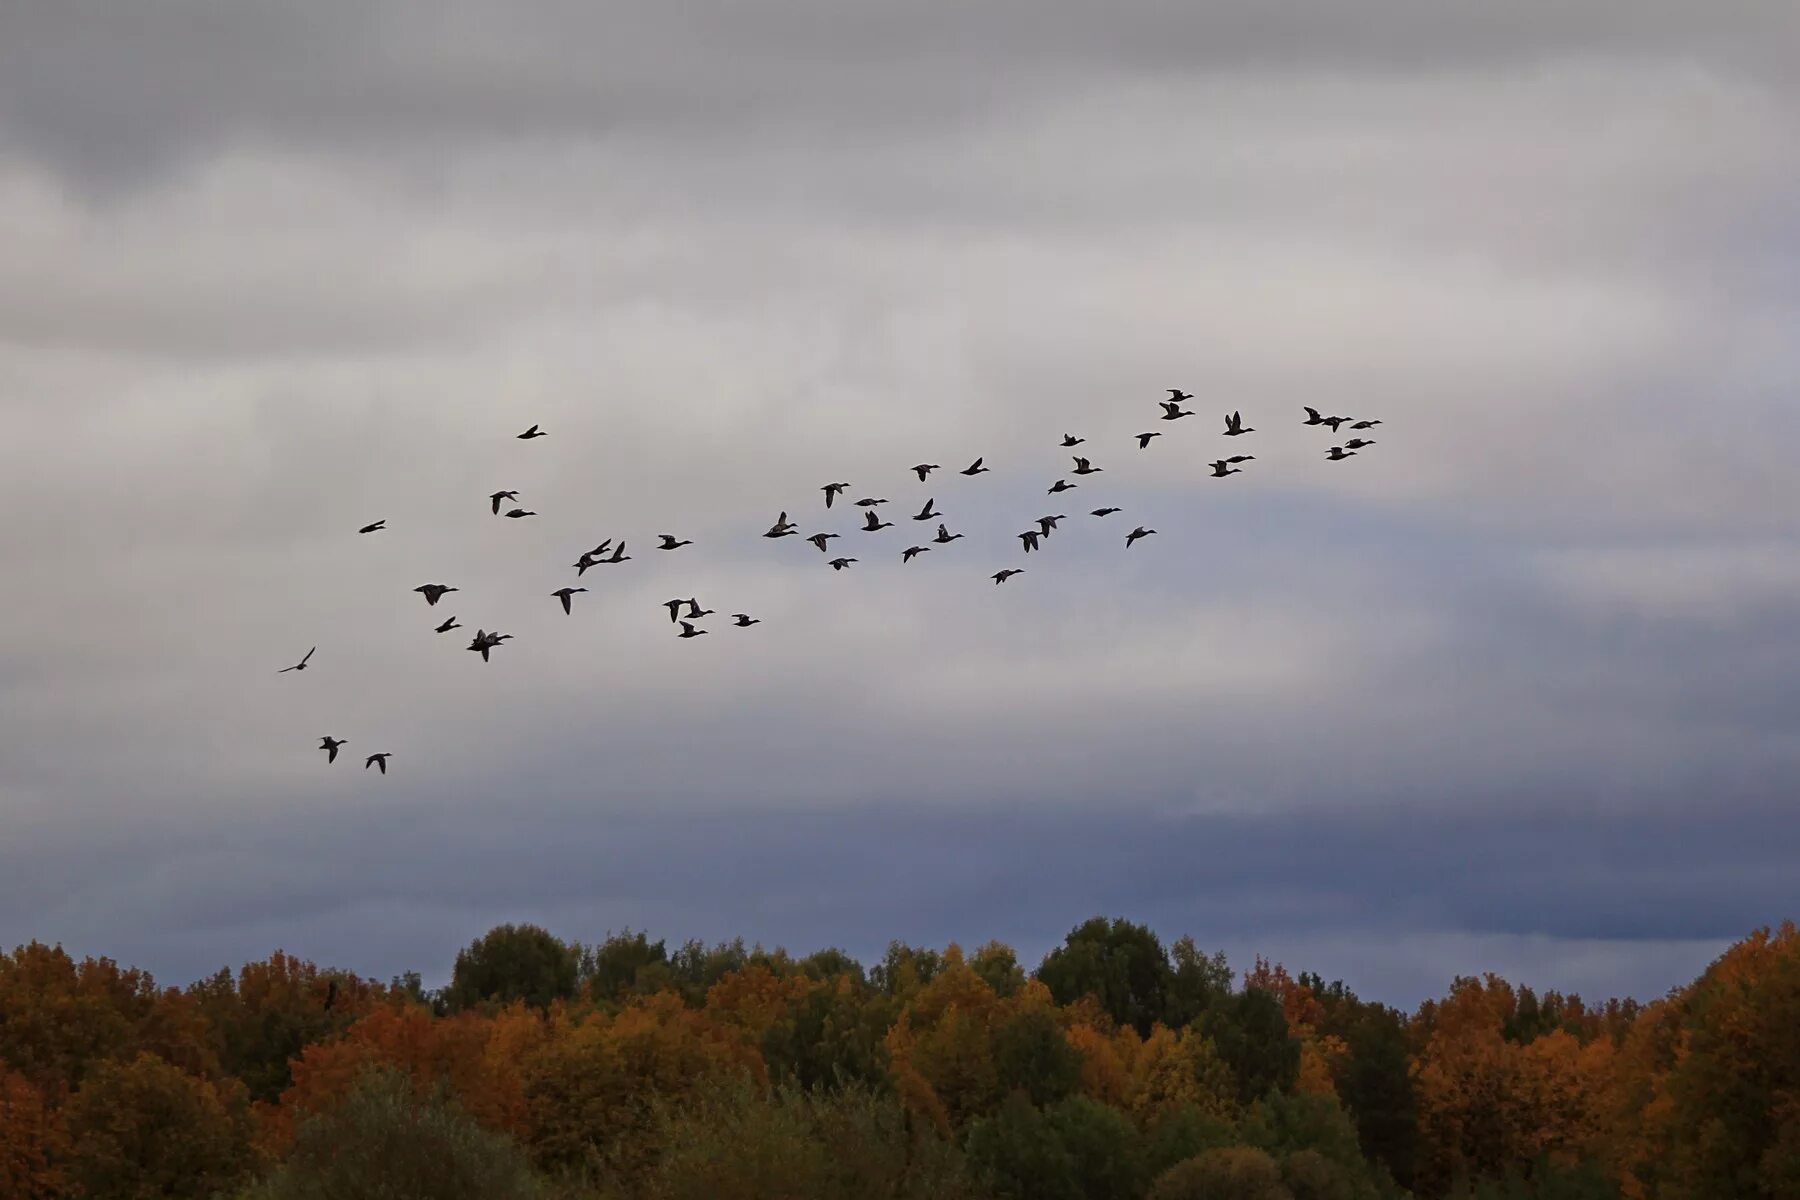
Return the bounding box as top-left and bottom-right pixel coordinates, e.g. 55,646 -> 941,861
0,916 -> 1793,1199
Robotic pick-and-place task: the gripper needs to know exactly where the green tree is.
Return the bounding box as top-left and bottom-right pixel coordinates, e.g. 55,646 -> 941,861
1036,917 -> 1173,1037
237,1068 -> 541,1200
1043,1095 -> 1146,1200
64,1052 -> 256,1200
1165,938 -> 1233,1028
445,924 -> 578,1012
970,942 -> 1027,999
1142,1103 -> 1240,1181
964,1091 -> 1080,1200
580,929 -> 670,1003
992,1004 -> 1082,1106
1200,989 -> 1301,1105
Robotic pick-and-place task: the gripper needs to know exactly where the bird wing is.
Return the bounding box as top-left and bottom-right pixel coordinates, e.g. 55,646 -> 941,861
560,593 -> 572,614
300,647 -> 315,665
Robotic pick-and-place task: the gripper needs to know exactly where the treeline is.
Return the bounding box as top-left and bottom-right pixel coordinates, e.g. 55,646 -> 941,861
0,916 -> 1794,1199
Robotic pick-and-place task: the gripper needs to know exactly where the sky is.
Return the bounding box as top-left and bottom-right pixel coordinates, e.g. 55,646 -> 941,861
2,2 -> 1797,1010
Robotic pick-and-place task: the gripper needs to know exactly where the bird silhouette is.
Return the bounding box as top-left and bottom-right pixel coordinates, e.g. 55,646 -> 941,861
1320,415 -> 1350,433
1326,446 -> 1357,460
960,457 -> 989,476
912,463 -> 940,481
657,534 -> 692,550
664,598 -> 686,624
552,587 -> 587,614
600,542 -> 631,564
1350,419 -> 1383,430
365,753 -> 391,775
902,545 -> 930,562
732,614 -> 761,627
933,524 -> 964,544
278,647 -> 316,674
319,736 -> 346,763
489,491 -> 518,514
822,483 -> 850,508
1061,434 -> 1085,447
1019,531 -> 1040,553
1167,389 -> 1193,402
677,621 -> 708,639
1302,407 -> 1326,426
1136,432 -> 1161,449
1037,515 -> 1066,536
1224,410 -> 1254,436
828,557 -> 858,571
503,508 -> 536,519
1126,526 -> 1156,548
516,424 -> 546,439
358,520 -> 386,534
466,630 -> 507,662
913,498 -> 940,521
685,599 -> 714,619
414,584 -> 458,606
764,512 -> 798,538
1209,458 -> 1250,477
1048,480 -> 1077,494
1343,438 -> 1377,450
862,510 -> 894,532
993,569 -> 1024,584
1159,400 -> 1193,421
1091,507 -> 1122,517
855,497 -> 888,507
1071,457 -> 1102,475
573,552 -> 601,576
808,532 -> 840,552
435,616 -> 461,633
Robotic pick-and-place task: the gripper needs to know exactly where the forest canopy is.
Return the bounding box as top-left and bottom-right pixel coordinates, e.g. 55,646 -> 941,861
0,917 -> 1795,1199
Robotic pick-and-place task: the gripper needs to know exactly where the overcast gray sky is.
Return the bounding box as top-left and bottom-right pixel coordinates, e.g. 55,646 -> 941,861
3,2 -> 1797,1008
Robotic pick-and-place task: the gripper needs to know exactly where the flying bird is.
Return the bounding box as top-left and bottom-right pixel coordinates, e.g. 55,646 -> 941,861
573,553 -> 601,576
902,545 -> 930,562
664,599 -> 687,624
1343,438 -> 1377,450
1209,458 -> 1251,477
1302,407 -> 1326,426
685,599 -> 714,619
319,736 -> 346,764
503,508 -> 536,519
1071,457 -> 1102,475
1061,434 -> 1085,447
862,510 -> 894,532
933,524 -> 964,544
1224,410 -> 1254,436
1037,515 -> 1065,536
1167,389 -> 1193,402
358,520 -> 386,534
434,616 -> 461,634
414,584 -> 458,606
1019,531 -> 1040,553
552,587 -> 587,614
466,630 -> 507,662
1350,419 -> 1384,430
677,621 -> 708,639
960,457 -> 989,476
657,534 -> 692,550
854,497 -> 888,507
516,424 -> 546,439
913,498 -> 940,521
1159,400 -> 1193,421
732,614 -> 761,627
1320,415 -> 1350,432
764,512 -> 799,538
1091,507 -> 1122,517
808,532 -> 840,552
1126,526 -> 1156,548
828,557 -> 858,571
1048,480 -> 1077,494
278,647 -> 316,674
1136,432 -> 1162,449
993,569 -> 1023,584
822,483 -> 850,508
601,542 -> 631,564
1326,446 -> 1358,460
489,491 -> 518,514
364,753 -> 391,775
911,463 -> 940,481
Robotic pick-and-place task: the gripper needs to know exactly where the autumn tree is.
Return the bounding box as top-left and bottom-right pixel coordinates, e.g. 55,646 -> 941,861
445,924 -> 578,1012
0,1066 -> 71,1200
1149,1145 -> 1293,1200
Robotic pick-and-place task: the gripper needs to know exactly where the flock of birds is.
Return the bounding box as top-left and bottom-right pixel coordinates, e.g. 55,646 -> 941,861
292,403 -> 1384,774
